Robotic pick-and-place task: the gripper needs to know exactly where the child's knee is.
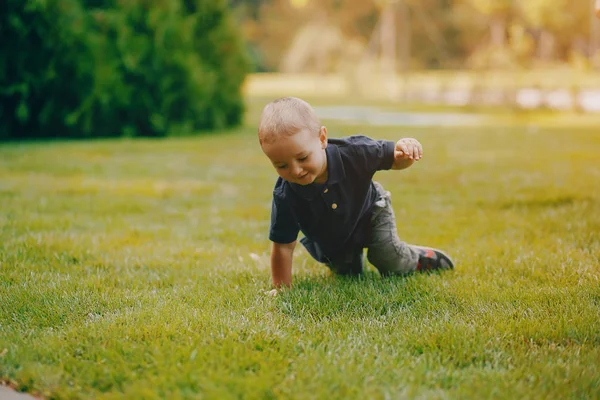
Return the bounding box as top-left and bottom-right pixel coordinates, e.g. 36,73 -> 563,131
326,250 -> 365,275
371,256 -> 416,275
367,244 -> 418,275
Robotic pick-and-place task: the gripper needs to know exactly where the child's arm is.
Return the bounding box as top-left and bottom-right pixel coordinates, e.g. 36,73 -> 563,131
270,241 -> 296,288
392,138 -> 423,170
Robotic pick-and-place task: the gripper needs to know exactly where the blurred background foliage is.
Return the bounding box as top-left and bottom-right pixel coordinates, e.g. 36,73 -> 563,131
234,0 -> 597,72
1,0 -> 598,140
0,0 -> 250,140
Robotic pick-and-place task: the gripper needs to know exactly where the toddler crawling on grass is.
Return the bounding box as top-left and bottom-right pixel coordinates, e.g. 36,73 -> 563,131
258,97 -> 453,292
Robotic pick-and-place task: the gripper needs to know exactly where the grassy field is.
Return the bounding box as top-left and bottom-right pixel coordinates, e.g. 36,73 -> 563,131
1,100 -> 599,399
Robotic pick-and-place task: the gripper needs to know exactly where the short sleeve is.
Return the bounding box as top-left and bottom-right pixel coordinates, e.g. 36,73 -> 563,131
268,193 -> 299,244
349,135 -> 395,175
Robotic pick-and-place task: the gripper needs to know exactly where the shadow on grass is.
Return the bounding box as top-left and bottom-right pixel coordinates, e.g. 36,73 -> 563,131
274,271 -> 448,321
0,125 -> 248,146
499,196 -> 594,210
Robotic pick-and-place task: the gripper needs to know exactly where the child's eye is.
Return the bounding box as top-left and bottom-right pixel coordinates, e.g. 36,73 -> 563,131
298,155 -> 308,161
276,165 -> 287,170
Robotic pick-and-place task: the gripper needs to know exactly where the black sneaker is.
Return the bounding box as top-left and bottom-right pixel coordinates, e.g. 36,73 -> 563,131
415,247 -> 454,272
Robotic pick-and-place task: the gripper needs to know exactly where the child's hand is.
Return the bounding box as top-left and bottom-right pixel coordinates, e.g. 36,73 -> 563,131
395,138 -> 422,161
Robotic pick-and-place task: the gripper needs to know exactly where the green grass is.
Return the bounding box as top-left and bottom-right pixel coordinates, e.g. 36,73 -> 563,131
1,105 -> 600,399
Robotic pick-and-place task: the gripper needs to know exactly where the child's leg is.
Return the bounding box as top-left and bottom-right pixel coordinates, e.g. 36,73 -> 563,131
366,182 -> 454,275
366,183 -> 419,274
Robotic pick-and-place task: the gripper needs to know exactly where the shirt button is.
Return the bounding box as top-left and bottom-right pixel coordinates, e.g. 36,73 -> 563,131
323,188 -> 329,193
331,203 -> 338,209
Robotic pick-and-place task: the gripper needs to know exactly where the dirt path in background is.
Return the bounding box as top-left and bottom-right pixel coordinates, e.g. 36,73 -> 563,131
0,385 -> 39,400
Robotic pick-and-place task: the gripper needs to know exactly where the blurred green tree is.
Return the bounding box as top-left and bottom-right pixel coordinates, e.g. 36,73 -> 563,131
0,0 -> 94,139
0,0 -> 250,140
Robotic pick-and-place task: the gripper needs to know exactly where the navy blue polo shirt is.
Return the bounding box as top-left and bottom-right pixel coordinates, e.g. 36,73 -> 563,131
269,135 -> 395,262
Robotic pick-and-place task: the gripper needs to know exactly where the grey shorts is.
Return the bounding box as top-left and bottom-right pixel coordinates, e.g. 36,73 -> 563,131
326,181 -> 419,276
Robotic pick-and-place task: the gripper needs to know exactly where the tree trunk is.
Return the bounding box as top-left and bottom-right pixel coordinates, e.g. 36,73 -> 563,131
380,2 -> 398,98
592,0 -> 600,68
538,30 -> 555,62
490,15 -> 505,48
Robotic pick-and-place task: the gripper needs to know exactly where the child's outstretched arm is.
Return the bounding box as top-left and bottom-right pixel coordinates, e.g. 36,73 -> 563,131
392,138 -> 423,170
270,241 -> 296,289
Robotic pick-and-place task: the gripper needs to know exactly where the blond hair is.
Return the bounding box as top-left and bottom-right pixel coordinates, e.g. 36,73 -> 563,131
258,97 -> 321,145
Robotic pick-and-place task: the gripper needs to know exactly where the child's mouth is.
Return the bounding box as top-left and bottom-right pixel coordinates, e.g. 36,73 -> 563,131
297,173 -> 310,183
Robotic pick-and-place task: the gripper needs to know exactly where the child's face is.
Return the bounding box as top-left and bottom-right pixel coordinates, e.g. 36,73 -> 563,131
261,127 -> 328,185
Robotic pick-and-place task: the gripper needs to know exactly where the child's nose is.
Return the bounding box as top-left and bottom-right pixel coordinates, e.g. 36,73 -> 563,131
291,164 -> 304,177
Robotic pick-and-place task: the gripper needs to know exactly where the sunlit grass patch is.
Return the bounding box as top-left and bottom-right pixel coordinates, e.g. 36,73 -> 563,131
1,118 -> 599,399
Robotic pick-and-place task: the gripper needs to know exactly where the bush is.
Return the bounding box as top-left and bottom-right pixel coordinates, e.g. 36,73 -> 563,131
0,0 -> 250,140
0,0 -> 94,139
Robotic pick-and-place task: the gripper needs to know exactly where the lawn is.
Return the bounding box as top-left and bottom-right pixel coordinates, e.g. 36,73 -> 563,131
1,100 -> 599,399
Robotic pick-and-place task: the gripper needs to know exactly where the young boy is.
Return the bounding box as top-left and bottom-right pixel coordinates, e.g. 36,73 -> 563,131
258,97 -> 453,289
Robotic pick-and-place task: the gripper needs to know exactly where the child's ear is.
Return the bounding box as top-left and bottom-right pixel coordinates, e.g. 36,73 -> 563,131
319,126 -> 328,149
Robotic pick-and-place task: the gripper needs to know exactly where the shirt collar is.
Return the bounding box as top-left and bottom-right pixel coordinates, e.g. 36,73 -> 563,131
288,143 -> 346,199
324,143 -> 345,185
